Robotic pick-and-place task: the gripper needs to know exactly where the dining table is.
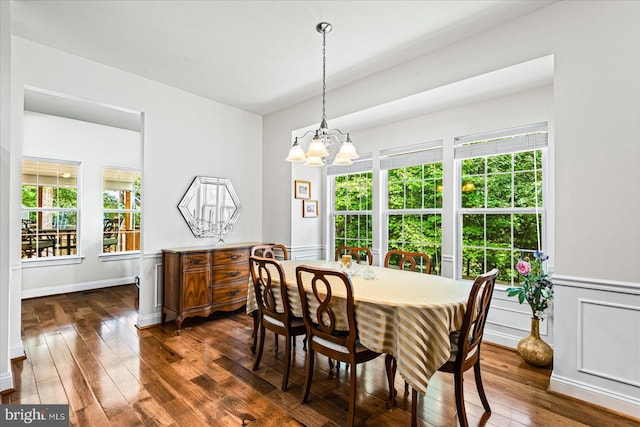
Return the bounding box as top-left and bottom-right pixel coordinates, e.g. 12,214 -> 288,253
246,259 -> 473,397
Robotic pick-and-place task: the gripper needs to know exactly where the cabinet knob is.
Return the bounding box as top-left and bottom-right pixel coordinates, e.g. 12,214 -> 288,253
226,271 -> 241,277
227,289 -> 241,296
229,254 -> 241,260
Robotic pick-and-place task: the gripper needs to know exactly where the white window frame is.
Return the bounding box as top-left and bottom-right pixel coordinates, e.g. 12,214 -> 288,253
455,123 -> 548,283
328,154 -> 374,260
381,140 -> 444,274
21,157 -> 82,263
101,166 -> 141,255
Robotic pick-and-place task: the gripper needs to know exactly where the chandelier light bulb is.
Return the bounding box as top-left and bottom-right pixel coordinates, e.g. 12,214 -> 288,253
304,156 -> 324,167
332,155 -> 353,166
336,141 -> 359,160
285,140 -> 307,162
306,137 -> 329,158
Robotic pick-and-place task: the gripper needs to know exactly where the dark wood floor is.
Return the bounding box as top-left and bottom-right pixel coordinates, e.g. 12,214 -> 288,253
2,284 -> 637,426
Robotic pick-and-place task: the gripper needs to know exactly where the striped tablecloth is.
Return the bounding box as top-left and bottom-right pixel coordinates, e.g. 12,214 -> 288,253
246,260 -> 472,396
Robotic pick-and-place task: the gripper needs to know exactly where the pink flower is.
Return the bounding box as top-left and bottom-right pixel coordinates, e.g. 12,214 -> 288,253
516,261 -> 531,275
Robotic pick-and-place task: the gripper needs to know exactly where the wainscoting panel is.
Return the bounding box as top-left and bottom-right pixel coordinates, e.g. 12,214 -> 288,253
138,253 -> 163,328
578,299 -> 640,388
550,274 -> 640,418
289,245 -> 324,261
154,262 -> 163,308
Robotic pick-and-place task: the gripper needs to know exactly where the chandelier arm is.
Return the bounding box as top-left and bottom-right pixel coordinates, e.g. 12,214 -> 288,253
293,129 -> 317,142
327,128 -> 348,137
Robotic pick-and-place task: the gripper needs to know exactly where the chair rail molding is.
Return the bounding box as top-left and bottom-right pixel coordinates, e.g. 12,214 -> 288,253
553,274 -> 640,294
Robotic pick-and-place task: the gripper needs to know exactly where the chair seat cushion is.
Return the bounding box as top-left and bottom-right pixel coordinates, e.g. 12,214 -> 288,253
263,314 -> 304,329
448,330 -> 478,362
311,335 -> 369,354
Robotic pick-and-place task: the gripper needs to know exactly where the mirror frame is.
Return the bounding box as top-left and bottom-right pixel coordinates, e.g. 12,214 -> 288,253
177,176 -> 242,238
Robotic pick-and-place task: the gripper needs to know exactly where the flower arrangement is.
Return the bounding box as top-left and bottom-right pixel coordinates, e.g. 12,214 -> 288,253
506,250 -> 554,320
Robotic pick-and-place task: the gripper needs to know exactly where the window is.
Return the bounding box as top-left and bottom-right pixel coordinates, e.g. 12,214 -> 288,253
382,141 -> 443,274
103,168 -> 141,253
455,123 -> 547,284
21,158 -> 79,259
329,154 -> 373,256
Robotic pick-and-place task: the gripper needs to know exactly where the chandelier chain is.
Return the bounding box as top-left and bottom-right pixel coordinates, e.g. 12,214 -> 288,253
322,29 -> 326,123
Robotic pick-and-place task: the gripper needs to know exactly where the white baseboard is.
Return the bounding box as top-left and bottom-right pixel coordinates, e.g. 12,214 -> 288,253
483,329 -> 519,349
21,276 -> 136,299
9,341 -> 24,360
0,369 -> 13,393
137,311 -> 162,328
549,373 -> 640,419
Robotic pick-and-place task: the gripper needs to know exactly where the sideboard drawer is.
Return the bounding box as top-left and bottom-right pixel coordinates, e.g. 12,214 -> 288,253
212,248 -> 249,265
212,265 -> 249,285
213,282 -> 247,305
182,252 -> 211,270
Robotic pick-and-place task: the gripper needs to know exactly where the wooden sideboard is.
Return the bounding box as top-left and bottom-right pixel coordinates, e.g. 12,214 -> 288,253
161,242 -> 262,333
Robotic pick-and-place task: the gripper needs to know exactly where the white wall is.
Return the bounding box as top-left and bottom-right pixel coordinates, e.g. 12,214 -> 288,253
21,111 -> 140,295
263,0 -> 639,417
1,35 -> 263,387
0,0 -> 14,392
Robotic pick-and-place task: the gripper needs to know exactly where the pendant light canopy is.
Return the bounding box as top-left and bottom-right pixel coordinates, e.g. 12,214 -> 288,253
286,22 -> 359,167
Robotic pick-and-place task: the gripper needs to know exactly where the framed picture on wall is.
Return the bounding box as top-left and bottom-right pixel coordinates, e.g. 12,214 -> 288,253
302,200 -> 318,218
294,180 -> 311,199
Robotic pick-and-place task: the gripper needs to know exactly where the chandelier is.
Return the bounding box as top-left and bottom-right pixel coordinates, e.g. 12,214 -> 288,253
286,22 -> 359,167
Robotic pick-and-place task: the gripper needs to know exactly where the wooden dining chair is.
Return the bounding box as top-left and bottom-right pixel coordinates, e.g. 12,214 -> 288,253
335,245 -> 373,265
250,244 -> 289,353
103,217 -> 121,252
251,244 -> 288,261
410,268 -> 499,427
249,256 -> 306,391
295,265 -> 393,427
384,250 -> 431,274
383,249 -> 432,393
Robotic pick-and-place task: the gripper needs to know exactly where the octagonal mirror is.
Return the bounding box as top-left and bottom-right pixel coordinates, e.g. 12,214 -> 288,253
177,176 -> 242,239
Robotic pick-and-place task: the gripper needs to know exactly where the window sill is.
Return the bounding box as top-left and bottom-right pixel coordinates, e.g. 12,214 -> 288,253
99,251 -> 140,262
21,256 -> 84,268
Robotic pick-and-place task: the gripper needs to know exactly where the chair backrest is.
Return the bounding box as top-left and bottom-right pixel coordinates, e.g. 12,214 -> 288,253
249,256 -> 291,325
335,246 -> 373,265
22,219 -> 35,234
455,268 -> 499,363
103,217 -> 121,237
383,250 -> 431,274
296,265 -> 358,351
251,244 -> 289,260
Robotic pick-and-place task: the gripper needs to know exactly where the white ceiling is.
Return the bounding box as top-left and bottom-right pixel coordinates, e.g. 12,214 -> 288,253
12,0 -> 556,117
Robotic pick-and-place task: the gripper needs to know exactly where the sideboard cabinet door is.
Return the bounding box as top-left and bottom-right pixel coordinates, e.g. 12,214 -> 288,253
162,250 -> 212,333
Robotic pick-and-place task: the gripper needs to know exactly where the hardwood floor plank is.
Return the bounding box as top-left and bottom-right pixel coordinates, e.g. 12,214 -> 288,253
7,284 -> 638,427
43,332 -> 96,411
